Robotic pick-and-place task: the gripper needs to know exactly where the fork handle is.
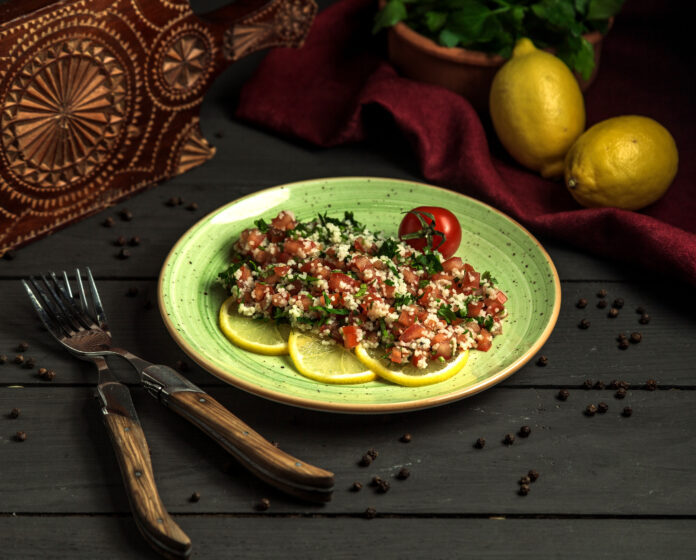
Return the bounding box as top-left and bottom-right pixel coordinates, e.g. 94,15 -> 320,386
99,383 -> 192,559
164,388 -> 334,503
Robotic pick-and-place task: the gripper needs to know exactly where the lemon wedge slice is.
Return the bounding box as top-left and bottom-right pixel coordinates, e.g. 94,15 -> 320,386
218,296 -> 290,355
288,331 -> 377,384
355,345 -> 469,387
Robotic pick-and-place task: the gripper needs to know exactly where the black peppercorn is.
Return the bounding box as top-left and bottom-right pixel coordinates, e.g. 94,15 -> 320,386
114,236 -> 127,247
129,236 -> 141,246
358,454 -> 372,467
23,358 -> 35,369
557,389 -> 569,401
474,437 -> 486,449
639,314 -> 650,324
117,248 -> 130,260
576,298 -> 588,308
597,300 -> 607,309
350,482 -> 363,492
519,476 -> 531,485
187,202 -> 198,211
585,404 -> 597,416
14,354 -> 24,364
42,369 -> 55,381
9,408 -> 20,419
622,406 -> 633,417
0,354 -> 7,364
645,379 -> 657,391
616,334 -> 627,343
618,380 -> 630,390
608,308 -> 619,318
618,339 -> 629,350
636,306 -> 647,314
593,381 -> 605,390
367,448 -> 378,460
364,507 -> 377,519
597,289 -> 607,298
615,388 -> 627,399
399,433 -> 412,443
613,298 -> 624,309
518,426 -> 531,438
37,367 -> 47,377
118,209 -> 133,221
17,342 -> 29,352
609,380 -> 620,389
528,470 -> 540,482
503,433 -> 515,445
102,217 -> 115,227
255,498 -> 270,511
376,480 -> 390,493
189,492 -> 201,503
630,332 -> 642,344
536,355 -> 548,367
518,484 -> 530,496
597,402 -> 609,414
370,476 -> 383,487
583,379 -> 593,390
579,319 -> 590,329
397,468 -> 410,480
15,431 -> 27,442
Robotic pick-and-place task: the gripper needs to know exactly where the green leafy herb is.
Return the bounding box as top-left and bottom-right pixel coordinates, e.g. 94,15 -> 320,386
476,315 -> 495,330
393,293 -> 414,308
437,304 -> 456,324
376,238 -> 401,258
373,0 -> 625,79
481,271 -> 498,284
254,218 -> 269,232
410,251 -> 443,274
356,283 -> 368,297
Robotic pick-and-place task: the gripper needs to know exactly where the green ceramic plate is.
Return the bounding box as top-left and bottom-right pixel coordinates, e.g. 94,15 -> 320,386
159,177 -> 561,413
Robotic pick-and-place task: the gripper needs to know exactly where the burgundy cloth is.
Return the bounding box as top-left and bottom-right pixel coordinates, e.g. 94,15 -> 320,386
236,0 -> 696,284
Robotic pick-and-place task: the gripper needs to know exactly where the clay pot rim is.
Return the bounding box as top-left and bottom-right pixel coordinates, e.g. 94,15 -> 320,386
381,0 -> 610,67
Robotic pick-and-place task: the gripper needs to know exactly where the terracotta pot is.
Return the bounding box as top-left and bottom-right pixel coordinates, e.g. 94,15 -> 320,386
381,3 -> 609,112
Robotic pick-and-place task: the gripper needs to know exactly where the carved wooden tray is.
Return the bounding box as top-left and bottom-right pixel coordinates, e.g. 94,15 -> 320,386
0,0 -> 317,256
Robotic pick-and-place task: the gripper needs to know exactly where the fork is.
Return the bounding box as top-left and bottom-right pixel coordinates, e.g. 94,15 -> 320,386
22,269 -> 335,505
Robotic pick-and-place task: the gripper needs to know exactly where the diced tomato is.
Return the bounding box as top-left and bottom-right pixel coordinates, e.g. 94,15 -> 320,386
251,248 -> 271,264
270,211 -> 296,231
266,227 -> 286,243
350,255 -> 372,272
432,337 -> 453,359
418,285 -> 441,306
430,272 -> 454,283
238,264 -> 252,283
423,315 -> 445,330
401,267 -> 419,286
341,325 -> 360,349
300,259 -> 331,279
381,283 -> 396,298
264,265 -> 291,285
271,293 -> 288,307
400,324 -> 429,342
467,300 -> 484,317
253,284 -> 272,302
460,264 -> 480,289
354,237 -> 374,253
329,272 -> 360,292
390,347 -> 403,364
239,228 -> 266,252
496,291 -> 508,304
398,309 -> 416,327
442,257 -> 463,273
476,328 -> 493,352
319,292 -> 341,307
484,298 -> 504,315
294,295 -> 312,311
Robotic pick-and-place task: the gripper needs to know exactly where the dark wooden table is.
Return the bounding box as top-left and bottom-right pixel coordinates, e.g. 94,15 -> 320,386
1,2 -> 695,558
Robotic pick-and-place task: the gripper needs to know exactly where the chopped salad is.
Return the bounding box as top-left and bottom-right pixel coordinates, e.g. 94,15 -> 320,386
218,210 -> 507,369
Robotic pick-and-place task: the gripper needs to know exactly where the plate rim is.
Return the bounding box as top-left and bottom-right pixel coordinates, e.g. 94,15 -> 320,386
158,176 -> 562,414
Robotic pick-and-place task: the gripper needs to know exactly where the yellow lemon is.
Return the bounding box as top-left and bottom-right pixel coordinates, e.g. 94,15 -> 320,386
288,331 -> 377,384
355,345 -> 469,387
489,38 -> 585,179
218,296 -> 290,355
564,115 -> 678,210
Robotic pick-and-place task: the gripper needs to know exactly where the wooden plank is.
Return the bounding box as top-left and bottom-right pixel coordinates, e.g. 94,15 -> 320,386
1,516 -> 694,560
2,279 -> 693,387
1,386 -> 694,515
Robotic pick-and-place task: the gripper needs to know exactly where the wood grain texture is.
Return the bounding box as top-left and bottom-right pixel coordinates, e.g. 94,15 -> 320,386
1,386 -> 694,515
166,389 -> 334,502
102,410 -> 192,559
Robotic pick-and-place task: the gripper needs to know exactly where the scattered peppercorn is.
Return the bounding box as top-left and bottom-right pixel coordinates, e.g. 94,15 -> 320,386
114,236 -> 127,247
399,433 -> 412,443
576,298 -> 588,309
23,357 -> 35,369
618,340 -> 629,350
117,248 -> 130,260
622,406 -> 633,417
608,308 -> 619,318
38,367 -> 47,377
593,381 -> 605,390
102,217 -> 115,227
359,454 -> 372,467
597,402 -> 609,414
585,404 -> 597,416
186,202 -> 198,211
583,379 -> 593,390
608,380 -> 620,389
376,480 -> 390,493
636,306 -> 647,314
189,492 -> 201,503
630,332 -> 642,344
118,209 -> 133,221
40,369 -> 55,381
255,498 -> 270,511
597,300 -> 607,309
15,431 -> 27,442
645,379 -> 657,391
397,468 -> 410,480
528,470 -> 540,482
518,484 -> 530,496
519,476 -> 531,485
129,236 -> 141,246
616,334 -> 627,343
518,426 -> 531,438
578,319 -> 590,329
639,314 -> 650,325
370,476 -> 383,487
613,298 -> 624,309
126,287 -> 139,297
367,448 -> 379,460
165,197 -> 180,207
14,354 -> 24,364
597,289 -> 607,298
615,388 -> 627,399
0,354 -> 7,364
557,389 -> 569,401
364,507 -> 377,519
503,433 -> 515,445
618,380 -> 630,390
9,408 -> 20,419
474,437 -> 486,449
350,481 -> 363,492
536,355 -> 548,367
17,342 -> 29,352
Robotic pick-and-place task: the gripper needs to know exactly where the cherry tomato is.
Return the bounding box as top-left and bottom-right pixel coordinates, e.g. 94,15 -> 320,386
398,206 -> 462,259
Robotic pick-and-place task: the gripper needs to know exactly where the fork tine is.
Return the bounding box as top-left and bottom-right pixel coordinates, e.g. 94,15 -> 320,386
62,271 -> 73,300
86,267 -> 109,331
45,273 -> 91,330
23,279 -> 71,338
74,268 -> 90,317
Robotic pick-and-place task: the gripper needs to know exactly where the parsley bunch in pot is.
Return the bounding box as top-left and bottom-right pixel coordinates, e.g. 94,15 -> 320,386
373,0 -> 624,112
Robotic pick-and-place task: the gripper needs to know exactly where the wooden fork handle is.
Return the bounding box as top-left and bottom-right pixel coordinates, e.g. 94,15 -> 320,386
165,389 -> 334,503
99,383 -> 192,559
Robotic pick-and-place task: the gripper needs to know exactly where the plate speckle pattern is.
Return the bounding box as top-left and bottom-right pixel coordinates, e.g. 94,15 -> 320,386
159,177 -> 561,413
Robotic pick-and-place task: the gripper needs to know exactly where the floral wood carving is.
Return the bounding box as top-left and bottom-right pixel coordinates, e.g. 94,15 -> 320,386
0,0 -> 317,256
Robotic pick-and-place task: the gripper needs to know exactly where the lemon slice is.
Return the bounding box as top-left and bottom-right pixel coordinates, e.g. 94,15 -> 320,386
355,345 -> 469,387
218,296 -> 290,355
288,331 -> 377,384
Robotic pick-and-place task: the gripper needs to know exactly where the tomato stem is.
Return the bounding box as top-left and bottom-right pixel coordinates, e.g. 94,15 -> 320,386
399,210 -> 447,251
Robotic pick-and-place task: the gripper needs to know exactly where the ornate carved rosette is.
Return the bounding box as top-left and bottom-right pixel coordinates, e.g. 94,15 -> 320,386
275,0 -> 317,41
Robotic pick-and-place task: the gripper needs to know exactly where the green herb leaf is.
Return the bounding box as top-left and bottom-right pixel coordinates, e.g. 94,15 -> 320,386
373,0 -> 407,33
393,293 -> 414,308
425,11 -> 447,32
377,238 -> 401,258
481,271 -> 498,285
356,283 -> 368,298
254,218 -> 269,232
437,304 -> 456,324
587,0 -> 624,20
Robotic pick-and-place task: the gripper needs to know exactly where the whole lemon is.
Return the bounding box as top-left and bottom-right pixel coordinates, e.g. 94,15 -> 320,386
564,116 -> 678,210
489,38 -> 585,179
